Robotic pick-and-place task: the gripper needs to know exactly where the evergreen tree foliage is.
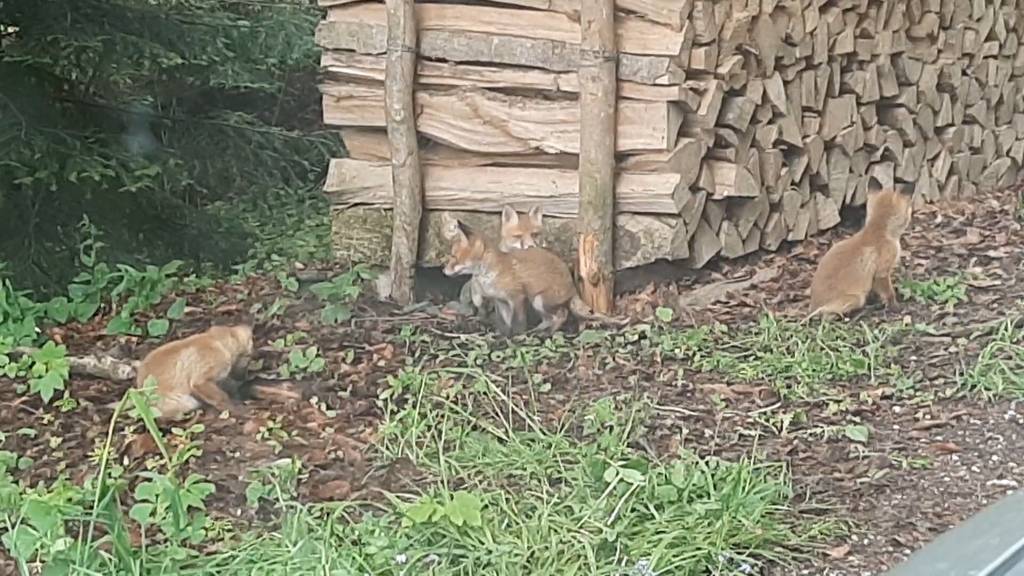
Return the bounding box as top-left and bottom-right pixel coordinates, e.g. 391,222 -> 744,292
0,0 -> 340,292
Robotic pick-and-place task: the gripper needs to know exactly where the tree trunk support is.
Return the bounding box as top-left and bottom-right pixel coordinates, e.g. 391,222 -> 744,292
577,0 -> 617,313
384,0 -> 423,304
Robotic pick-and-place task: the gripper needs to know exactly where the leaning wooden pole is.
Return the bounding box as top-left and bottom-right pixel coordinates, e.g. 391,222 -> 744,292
577,0 -> 617,314
383,0 -> 423,305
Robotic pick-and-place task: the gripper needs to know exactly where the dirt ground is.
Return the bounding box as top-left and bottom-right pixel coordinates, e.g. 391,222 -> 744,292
2,185 -> 1022,575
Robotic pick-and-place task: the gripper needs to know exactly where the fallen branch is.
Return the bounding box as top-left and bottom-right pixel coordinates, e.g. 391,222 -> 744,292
15,347 -> 138,381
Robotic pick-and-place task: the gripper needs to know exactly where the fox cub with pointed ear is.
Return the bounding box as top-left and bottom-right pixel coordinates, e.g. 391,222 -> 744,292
442,214 -> 621,335
135,324 -> 254,421
808,185 -> 916,318
459,205 -> 545,313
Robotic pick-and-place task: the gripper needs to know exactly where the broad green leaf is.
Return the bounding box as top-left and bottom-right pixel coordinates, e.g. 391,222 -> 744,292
147,318 -> 170,338
844,424 -> 870,444
166,297 -> 187,320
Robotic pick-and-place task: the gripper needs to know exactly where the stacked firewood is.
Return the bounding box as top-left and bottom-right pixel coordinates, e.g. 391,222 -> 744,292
316,0 -> 1024,271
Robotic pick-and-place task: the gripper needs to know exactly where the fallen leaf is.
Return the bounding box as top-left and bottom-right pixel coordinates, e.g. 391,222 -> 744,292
928,442 -> 962,454
912,419 -> 950,431
825,544 -> 851,559
309,478 -> 352,502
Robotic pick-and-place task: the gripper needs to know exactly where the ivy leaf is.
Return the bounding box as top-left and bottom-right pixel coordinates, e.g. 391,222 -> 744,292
655,307 -> 675,323
46,297 -> 71,324
844,424 -> 870,444
129,503 -> 154,526
147,318 -> 170,338
105,314 -> 138,336
166,297 -> 187,320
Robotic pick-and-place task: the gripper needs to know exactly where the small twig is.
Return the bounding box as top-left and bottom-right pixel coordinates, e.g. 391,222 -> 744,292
932,315 -> 1022,339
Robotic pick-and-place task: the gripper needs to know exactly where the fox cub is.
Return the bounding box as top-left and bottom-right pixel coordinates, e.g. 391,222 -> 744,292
442,214 -> 620,335
135,324 -> 254,420
460,205 -> 544,313
808,185 -> 915,318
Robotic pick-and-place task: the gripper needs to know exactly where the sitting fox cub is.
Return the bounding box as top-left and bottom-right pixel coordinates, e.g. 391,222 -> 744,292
808,185 -> 915,318
442,213 -> 621,335
460,205 -> 544,314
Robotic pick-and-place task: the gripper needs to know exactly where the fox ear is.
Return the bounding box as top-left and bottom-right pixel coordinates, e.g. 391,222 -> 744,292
501,205 -> 518,227
528,204 -> 544,226
897,183 -> 916,198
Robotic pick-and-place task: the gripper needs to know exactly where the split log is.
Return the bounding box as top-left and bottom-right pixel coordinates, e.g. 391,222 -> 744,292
703,160 -> 760,199
321,51 -> 700,103
323,84 -> 681,154
340,128 -> 578,168
686,218 -> 722,268
315,2 -> 690,84
618,137 -> 705,187
325,159 -> 692,217
456,0 -> 695,31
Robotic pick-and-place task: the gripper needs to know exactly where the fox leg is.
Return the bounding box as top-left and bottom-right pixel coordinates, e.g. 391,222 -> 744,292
527,296 -> 568,334
871,273 -> 897,307
510,297 -> 528,335
493,299 -> 515,336
191,379 -> 246,417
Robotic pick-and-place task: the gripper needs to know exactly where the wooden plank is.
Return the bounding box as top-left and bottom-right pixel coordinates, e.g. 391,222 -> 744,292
324,159 -> 692,217
322,84 -> 681,154
339,128 -> 579,168
383,0 -> 422,305
316,3 -> 691,84
577,0 -> 617,313
459,0 -> 695,31
321,51 -> 700,104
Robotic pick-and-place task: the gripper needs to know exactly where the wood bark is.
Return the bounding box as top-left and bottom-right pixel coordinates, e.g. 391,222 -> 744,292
576,0 -> 617,314
383,0 -> 422,304
323,159 -> 692,217
322,83 -> 681,154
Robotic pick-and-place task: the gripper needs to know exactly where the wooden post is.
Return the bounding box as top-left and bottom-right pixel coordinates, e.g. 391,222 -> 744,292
577,0 -> 617,314
383,0 -> 423,305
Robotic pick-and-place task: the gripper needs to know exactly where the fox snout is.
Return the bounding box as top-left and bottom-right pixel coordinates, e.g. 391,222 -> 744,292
443,259 -> 465,277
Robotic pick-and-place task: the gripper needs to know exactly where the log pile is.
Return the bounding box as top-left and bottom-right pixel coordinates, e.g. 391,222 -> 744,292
317,0 -> 1024,271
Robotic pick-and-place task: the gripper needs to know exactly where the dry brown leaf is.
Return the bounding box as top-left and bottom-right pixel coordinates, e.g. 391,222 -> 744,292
309,478 -> 353,502
928,442 -> 962,454
912,419 -> 950,431
824,544 -> 851,559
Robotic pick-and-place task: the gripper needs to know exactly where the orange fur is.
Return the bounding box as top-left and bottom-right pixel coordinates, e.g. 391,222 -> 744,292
461,205 -> 544,311
444,217 -> 575,335
135,324 -> 254,420
443,214 -> 624,334
808,186 -> 915,319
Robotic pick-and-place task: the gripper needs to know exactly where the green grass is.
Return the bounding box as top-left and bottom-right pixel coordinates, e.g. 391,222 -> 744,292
396,312 -> 906,402
960,316 -> 1024,399
0,353 -> 835,576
